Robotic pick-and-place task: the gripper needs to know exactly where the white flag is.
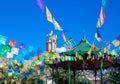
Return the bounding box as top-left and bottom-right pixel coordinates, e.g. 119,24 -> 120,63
95,33 -> 101,42
11,47 -> 19,55
53,18 -> 63,31
6,52 -> 13,58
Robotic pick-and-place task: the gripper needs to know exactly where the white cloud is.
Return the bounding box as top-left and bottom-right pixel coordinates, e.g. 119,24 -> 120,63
56,47 -> 67,53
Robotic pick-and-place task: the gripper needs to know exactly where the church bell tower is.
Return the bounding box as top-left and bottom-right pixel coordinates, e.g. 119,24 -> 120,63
46,30 -> 57,52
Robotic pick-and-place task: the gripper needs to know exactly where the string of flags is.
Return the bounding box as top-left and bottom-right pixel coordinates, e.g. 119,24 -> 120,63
37,0 -> 63,31
95,0 -> 106,42
46,6 -> 64,31
62,32 -> 76,50
37,0 -> 77,50
0,35 -> 37,59
96,0 -> 106,28
95,0 -> 120,51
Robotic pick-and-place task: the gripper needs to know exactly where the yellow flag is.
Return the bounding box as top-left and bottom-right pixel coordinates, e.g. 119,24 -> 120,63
112,40 -> 120,47
96,18 -> 101,28
88,48 -> 92,55
104,48 -> 107,53
46,6 -> 53,23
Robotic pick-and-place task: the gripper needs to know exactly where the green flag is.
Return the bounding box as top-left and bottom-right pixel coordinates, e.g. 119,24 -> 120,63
2,45 -> 11,52
0,50 -> 5,57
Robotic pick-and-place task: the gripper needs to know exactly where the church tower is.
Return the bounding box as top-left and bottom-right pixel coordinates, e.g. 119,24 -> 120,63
46,30 -> 57,52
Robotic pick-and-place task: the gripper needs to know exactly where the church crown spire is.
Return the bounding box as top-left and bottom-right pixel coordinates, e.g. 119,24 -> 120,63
82,32 -> 86,40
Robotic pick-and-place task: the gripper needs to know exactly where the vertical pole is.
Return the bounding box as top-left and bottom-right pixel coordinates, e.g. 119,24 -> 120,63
100,59 -> 103,84
95,69 -> 97,84
52,68 -> 54,84
68,61 -> 71,84
73,70 -> 76,84
56,68 -> 59,84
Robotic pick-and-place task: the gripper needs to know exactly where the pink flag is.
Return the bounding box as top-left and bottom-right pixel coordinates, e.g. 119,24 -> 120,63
37,0 -> 44,13
9,40 -> 17,47
62,32 -> 67,42
107,44 -> 110,50
99,7 -> 105,25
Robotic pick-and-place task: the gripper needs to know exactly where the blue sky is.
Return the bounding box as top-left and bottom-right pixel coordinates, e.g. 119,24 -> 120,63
0,0 -> 120,51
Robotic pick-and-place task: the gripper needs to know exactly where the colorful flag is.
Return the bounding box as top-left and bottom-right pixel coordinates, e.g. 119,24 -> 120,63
9,40 -> 17,47
46,6 -> 53,23
22,50 -> 28,56
102,0 -> 106,7
112,40 -> 120,47
95,33 -> 101,42
2,45 -> 11,52
44,51 -> 49,56
11,47 -> 19,55
107,44 -> 110,50
0,35 -> 7,45
92,43 -> 96,50
67,39 -> 73,46
95,29 -> 101,42
96,18 -> 101,28
62,32 -> 67,42
19,43 -> 26,50
28,46 -> 34,52
52,18 -> 63,31
117,35 -> 120,41
37,0 -> 44,13
6,52 -> 13,58
99,7 -> 105,25
0,51 -> 5,57
32,56 -> 38,60
88,48 -> 92,55
24,60 -> 30,65
104,47 -> 107,53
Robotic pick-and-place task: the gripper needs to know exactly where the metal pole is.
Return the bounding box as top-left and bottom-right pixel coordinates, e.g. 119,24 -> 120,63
68,61 -> 71,84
